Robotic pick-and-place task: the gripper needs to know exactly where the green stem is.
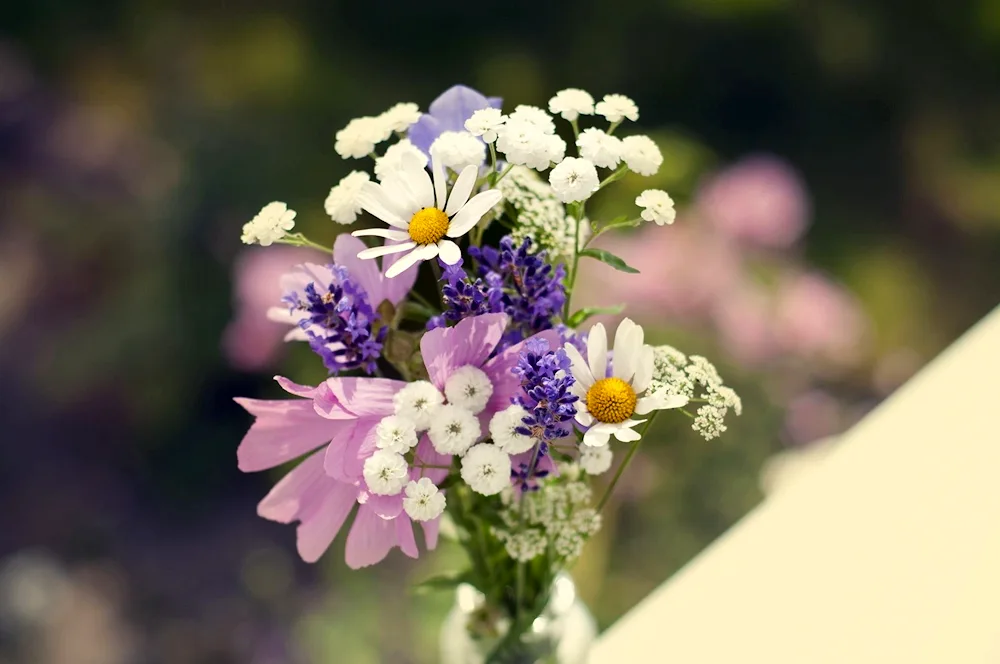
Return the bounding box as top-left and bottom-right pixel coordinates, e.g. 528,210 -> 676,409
606,119 -> 622,135
277,233 -> 330,253
562,204 -> 585,321
570,118 -> 580,143
595,414 -> 659,513
492,162 -> 515,185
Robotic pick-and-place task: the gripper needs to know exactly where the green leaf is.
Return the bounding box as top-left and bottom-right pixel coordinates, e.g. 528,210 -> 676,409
578,248 -> 640,274
566,304 -> 626,327
412,571 -> 474,595
599,215 -> 641,233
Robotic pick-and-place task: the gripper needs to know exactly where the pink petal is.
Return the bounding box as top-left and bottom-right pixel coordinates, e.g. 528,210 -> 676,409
380,242 -> 420,305
274,375 -> 322,399
412,435 -> 451,485
421,313 -> 509,390
323,420 -> 372,482
323,377 -> 406,418
234,397 -> 351,472
345,503 -> 399,569
334,234 -> 386,303
395,515 -> 419,559
365,492 -> 404,519
422,518 -> 441,550
481,329 -> 563,418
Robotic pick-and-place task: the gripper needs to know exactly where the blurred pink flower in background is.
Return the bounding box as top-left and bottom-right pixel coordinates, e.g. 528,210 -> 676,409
783,389 -> 844,445
711,284 -> 777,365
696,154 -> 810,248
773,271 -> 867,364
223,246 -> 323,371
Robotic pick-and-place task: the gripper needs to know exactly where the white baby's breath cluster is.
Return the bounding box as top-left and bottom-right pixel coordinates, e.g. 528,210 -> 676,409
334,102 -> 421,159
241,201 -> 296,246
494,472 -> 602,562
647,346 -> 743,441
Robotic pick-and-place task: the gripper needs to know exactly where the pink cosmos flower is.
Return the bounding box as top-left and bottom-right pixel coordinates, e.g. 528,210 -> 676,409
235,313 -> 559,567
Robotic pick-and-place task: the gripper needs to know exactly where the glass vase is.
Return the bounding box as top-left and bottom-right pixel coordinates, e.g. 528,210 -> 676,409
439,572 -> 596,664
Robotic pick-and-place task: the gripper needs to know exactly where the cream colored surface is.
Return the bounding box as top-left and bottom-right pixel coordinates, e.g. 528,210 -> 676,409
590,306 -> 1000,663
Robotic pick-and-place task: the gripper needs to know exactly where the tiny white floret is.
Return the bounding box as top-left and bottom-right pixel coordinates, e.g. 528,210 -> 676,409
362,449 -> 409,496
461,444 -> 512,496
548,89 -> 595,121
635,189 -> 676,225
595,94 -> 639,123
241,202 -> 296,246
548,157 -> 599,203
393,381 -> 445,431
428,404 -> 481,455
444,365 -> 494,415
489,404 -> 535,455
375,414 -> 419,454
403,477 -> 446,521
324,171 -> 370,224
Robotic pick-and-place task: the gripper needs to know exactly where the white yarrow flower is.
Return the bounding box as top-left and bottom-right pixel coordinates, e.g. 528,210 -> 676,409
362,449 -> 409,496
402,477 -> 446,521
579,445 -> 613,475
548,88 -> 595,121
548,157 -> 599,203
444,365 -> 494,415
375,414 -> 419,454
465,108 -> 506,143
374,139 -> 428,182
621,135 -> 663,176
576,128 -> 623,169
334,116 -> 392,159
352,151 -> 503,277
324,171 -> 370,224
428,404 -> 481,456
635,189 -> 676,226
392,380 -> 445,431
595,94 -> 639,123
379,102 -> 421,133
565,318 -> 689,447
461,444 -> 512,496
429,131 -> 486,172
241,202 -> 296,246
508,105 -> 557,134
495,119 -> 566,171
489,404 -> 535,455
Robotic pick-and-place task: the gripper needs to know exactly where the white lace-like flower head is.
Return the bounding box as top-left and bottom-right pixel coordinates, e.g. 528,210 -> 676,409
362,449 -> 409,496
444,365 -> 494,415
403,477 -> 446,521
595,94 -> 639,123
621,135 -> 663,176
579,445 -> 613,475
577,128 -> 622,169
465,108 -> 506,143
324,171 -> 370,224
392,380 -> 445,431
351,151 -> 503,278
428,404 -> 481,455
379,102 -> 421,133
549,157 -> 599,203
635,189 -> 676,226
429,130 -> 486,172
375,139 -> 428,182
335,116 -> 392,159
548,89 -> 595,121
461,443 -> 512,496
565,318 -> 689,447
241,202 -> 296,246
489,404 -> 534,455
508,105 -> 556,134
496,119 -> 566,171
375,414 -> 419,454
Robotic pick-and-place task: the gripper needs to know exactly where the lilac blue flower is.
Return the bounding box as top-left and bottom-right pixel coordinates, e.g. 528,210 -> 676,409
408,85 -> 502,155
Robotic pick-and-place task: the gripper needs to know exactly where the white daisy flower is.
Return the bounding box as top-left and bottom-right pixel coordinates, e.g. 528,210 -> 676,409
392,380 -> 445,431
379,102 -> 421,133
241,202 -> 296,246
375,414 -> 419,454
352,151 -> 502,278
621,135 -> 663,176
324,171 -> 370,224
635,189 -> 676,226
489,404 -> 534,455
579,445 -> 613,475
362,449 -> 409,496
465,108 -> 506,143
564,318 -> 689,447
548,88 -> 595,122
444,365 -> 494,415
576,128 -> 623,169
460,443 -> 512,496
429,130 -> 486,172
334,116 -> 392,159
548,157 -> 599,203
428,404 -> 481,455
595,94 -> 639,123
402,477 -> 446,521
508,105 -> 557,134
374,139 -> 428,182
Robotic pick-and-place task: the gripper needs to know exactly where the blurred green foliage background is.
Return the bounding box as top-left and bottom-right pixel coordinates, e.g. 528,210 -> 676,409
1,1 -> 999,662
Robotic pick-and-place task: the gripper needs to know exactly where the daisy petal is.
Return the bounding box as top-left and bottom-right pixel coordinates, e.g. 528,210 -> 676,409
576,411 -> 595,427
632,345 -> 654,393
563,342 -> 595,387
437,239 -> 462,265
400,152 -> 434,209
357,182 -> 409,229
613,427 -> 641,443
432,158 -> 447,209
583,427 -> 610,447
356,241 -> 416,260
445,165 -> 478,216
380,175 -> 422,218
352,228 -> 410,241
446,189 -> 503,238
588,323 -> 608,381
613,318 -> 638,382
569,381 -> 588,398
385,244 -> 438,279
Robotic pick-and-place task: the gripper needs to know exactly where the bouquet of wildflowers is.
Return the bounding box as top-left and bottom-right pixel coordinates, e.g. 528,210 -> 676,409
235,85 -> 740,662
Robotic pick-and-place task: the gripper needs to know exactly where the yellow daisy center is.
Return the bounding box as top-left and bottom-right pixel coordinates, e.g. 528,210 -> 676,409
586,377 -> 637,424
408,207 -> 450,245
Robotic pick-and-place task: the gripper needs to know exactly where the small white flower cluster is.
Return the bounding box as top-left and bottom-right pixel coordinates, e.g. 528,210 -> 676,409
493,473 -> 602,562
334,102 -> 421,159
429,130 -> 485,172
467,104 -> 567,171
324,171 -> 370,225
647,346 -> 742,441
241,201 -> 296,246
496,166 -> 583,264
